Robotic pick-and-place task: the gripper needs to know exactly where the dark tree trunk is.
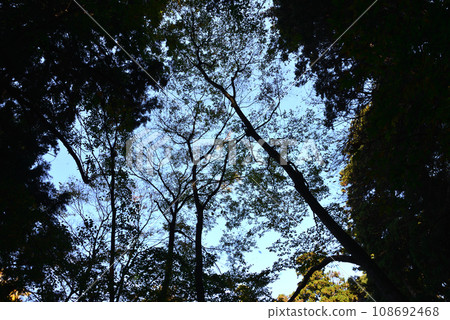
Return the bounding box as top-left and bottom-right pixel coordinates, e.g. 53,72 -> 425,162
194,62 -> 406,301
159,213 -> 177,301
194,206 -> 205,302
244,107 -> 405,301
192,167 -> 205,302
108,156 -> 117,302
289,255 -> 357,301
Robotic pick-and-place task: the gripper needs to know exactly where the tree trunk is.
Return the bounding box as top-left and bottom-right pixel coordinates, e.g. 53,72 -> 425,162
194,205 -> 205,301
159,214 -> 177,301
194,64 -> 406,301
109,154 -> 117,302
192,168 -> 206,302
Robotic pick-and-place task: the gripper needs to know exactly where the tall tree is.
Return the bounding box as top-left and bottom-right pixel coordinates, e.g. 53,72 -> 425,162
129,89 -> 238,301
273,0 -> 449,300
74,103 -> 142,301
129,133 -> 194,301
127,65 -> 280,300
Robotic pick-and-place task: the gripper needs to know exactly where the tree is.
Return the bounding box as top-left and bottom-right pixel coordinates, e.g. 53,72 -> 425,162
161,0 -> 404,300
53,179 -> 161,301
1,0 -> 167,184
129,128 -> 195,301
125,45 -> 291,299
0,103 -> 72,301
0,0 -> 167,300
128,78 -> 258,300
273,0 -> 449,300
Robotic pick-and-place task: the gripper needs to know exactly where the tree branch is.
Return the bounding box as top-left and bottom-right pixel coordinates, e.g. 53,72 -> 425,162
5,84 -> 92,185
191,52 -> 406,301
289,255 -> 357,302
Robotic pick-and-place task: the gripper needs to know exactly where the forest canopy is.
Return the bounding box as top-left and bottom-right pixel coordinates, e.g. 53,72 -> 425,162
0,0 -> 448,301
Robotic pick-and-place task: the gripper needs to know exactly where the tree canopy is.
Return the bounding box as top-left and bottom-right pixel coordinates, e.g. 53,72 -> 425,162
0,0 -> 448,301
273,0 -> 449,300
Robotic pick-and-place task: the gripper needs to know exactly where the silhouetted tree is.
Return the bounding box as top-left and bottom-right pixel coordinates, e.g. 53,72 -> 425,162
273,0 -> 449,300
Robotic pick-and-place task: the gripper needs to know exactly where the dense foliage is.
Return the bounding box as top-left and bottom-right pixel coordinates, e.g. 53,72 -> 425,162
273,0 -> 449,300
0,0 -> 447,301
0,0 -> 166,300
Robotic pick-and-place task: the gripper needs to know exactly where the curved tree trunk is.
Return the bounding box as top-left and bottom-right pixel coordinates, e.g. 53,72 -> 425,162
194,61 -> 406,301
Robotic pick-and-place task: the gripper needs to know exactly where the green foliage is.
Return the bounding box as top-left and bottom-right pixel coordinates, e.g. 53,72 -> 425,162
277,270 -> 359,302
205,267 -> 275,302
341,103 -> 450,300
